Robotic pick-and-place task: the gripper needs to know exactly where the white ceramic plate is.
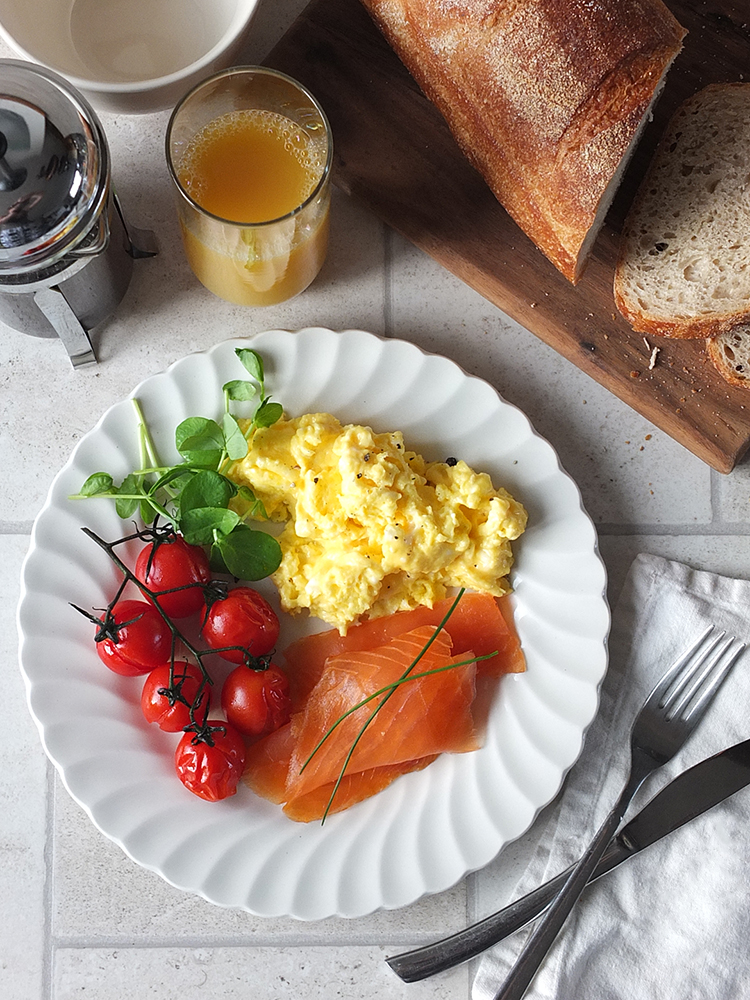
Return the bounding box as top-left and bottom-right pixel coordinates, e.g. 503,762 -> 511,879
17,327 -> 609,920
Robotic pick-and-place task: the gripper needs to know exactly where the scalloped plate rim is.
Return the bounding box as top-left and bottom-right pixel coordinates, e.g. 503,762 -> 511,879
17,327 -> 610,919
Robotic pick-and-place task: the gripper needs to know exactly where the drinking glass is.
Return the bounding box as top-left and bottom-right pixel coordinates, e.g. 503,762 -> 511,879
166,66 -> 333,306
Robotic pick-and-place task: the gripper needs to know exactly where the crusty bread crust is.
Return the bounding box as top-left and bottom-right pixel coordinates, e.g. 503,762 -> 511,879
707,327 -> 750,389
359,0 -> 686,283
615,84 -> 750,339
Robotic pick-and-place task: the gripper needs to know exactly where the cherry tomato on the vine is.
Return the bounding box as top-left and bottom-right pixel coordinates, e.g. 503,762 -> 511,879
135,534 -> 210,618
95,599 -> 172,676
141,660 -> 205,732
221,663 -> 292,739
174,722 -> 246,801
202,587 -> 280,663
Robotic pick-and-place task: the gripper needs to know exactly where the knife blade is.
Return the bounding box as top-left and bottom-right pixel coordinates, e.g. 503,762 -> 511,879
387,738 -> 750,983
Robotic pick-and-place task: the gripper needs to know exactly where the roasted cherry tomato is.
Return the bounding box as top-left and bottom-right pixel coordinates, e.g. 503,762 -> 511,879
141,661 -> 205,732
202,587 -> 280,663
95,599 -> 172,676
135,534 -> 210,618
174,722 -> 246,801
221,663 -> 292,739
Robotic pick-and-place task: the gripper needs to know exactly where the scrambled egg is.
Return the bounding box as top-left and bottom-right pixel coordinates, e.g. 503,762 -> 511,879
229,412 -> 527,634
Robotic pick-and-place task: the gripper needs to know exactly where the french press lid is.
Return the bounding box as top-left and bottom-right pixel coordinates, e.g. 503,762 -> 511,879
0,60 -> 109,282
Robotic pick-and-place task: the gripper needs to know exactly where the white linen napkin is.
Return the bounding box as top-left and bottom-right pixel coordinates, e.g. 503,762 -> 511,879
473,553 -> 750,1000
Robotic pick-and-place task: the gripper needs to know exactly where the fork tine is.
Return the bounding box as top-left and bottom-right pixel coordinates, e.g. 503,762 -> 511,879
679,637 -> 746,723
649,625 -> 716,706
661,628 -> 728,712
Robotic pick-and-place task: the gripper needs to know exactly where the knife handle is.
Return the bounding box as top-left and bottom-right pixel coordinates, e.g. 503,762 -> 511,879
387,738 -> 750,984
386,865 -> 571,982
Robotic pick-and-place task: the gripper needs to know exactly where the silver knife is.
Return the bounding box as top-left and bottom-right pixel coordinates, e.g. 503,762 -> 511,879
387,738 -> 750,983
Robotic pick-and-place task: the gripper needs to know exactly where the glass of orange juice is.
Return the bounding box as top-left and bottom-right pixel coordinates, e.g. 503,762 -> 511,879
166,67 -> 333,306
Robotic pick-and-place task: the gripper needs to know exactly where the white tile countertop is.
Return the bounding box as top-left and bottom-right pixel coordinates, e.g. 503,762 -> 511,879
4,4 -> 750,999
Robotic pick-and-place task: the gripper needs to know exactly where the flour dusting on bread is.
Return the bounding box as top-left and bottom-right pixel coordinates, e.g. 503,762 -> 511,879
360,0 -> 686,283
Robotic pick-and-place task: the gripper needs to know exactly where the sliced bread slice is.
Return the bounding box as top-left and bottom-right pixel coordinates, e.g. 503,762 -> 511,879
614,83 -> 750,338
707,326 -> 750,389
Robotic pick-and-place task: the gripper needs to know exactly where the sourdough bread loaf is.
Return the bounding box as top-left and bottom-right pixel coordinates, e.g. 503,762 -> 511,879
359,0 -> 685,283
615,84 -> 750,339
707,326 -> 750,389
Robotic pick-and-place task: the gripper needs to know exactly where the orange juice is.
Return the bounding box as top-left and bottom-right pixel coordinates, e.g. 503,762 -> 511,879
178,110 -> 323,223
174,109 -> 330,306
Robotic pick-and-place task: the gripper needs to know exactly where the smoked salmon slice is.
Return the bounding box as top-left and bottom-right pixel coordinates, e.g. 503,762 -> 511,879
243,624 -> 481,822
242,722 -> 438,818
243,722 -> 295,804
282,591 -> 524,711
282,757 -> 438,823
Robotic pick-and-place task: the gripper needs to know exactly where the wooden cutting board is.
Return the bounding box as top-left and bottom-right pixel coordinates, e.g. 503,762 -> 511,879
266,0 -> 750,473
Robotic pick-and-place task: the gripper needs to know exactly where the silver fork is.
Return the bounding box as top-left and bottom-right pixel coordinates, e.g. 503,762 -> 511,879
474,625 -> 744,1000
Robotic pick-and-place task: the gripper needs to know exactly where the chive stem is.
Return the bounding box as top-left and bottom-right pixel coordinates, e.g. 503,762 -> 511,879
308,589 -> 472,823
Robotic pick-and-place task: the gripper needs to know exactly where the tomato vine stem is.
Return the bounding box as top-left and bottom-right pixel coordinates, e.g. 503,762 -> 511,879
76,526 -> 269,743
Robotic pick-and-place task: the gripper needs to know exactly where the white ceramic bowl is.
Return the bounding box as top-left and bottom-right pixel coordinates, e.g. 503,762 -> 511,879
0,0 -> 261,114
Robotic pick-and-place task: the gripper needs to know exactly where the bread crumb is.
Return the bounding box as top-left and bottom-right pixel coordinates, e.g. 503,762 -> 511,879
630,370 -> 641,378
642,336 -> 660,369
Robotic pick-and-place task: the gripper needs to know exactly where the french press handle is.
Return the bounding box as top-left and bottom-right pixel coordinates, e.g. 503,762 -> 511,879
33,286 -> 97,368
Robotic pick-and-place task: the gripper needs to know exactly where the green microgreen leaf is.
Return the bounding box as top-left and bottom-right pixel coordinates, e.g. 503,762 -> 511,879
181,507 -> 240,546
222,412 -> 249,461
237,485 -> 268,520
223,379 -> 257,402
114,473 -> 142,519
208,545 -> 230,575
179,469 -> 236,516
140,495 -> 156,525
235,347 -> 264,384
150,466 -> 194,494
78,472 -> 115,496
175,417 -> 224,467
182,449 -> 224,470
253,399 -> 283,429
212,523 -> 282,580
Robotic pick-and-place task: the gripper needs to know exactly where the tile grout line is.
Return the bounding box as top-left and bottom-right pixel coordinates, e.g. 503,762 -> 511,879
51,935 -> 441,952
0,522 -> 34,535
595,522 -> 750,536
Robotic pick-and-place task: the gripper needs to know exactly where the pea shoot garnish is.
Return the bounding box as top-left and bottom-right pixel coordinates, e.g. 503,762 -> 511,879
70,348 -> 282,581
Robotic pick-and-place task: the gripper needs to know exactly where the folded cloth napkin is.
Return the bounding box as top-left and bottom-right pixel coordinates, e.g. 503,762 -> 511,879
473,553 -> 750,1000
